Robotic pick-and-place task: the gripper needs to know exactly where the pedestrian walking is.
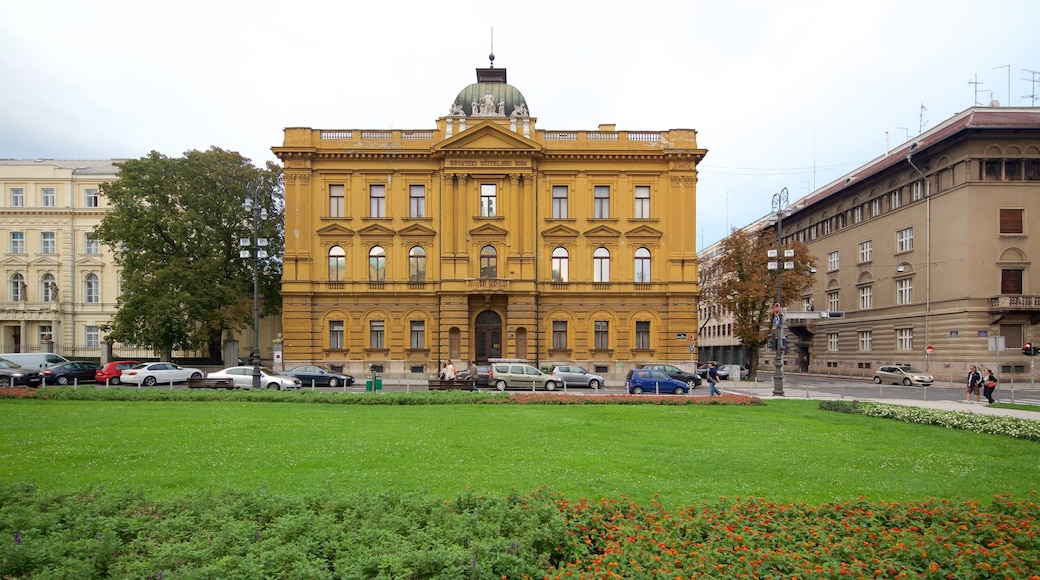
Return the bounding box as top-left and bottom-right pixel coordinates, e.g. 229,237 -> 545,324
965,365 -> 982,404
982,367 -> 998,404
707,362 -> 722,397
444,359 -> 457,380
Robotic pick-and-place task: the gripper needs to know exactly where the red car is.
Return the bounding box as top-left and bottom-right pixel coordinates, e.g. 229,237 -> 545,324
95,360 -> 141,385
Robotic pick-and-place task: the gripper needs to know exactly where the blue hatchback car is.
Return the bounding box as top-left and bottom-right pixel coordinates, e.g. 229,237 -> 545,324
625,368 -> 689,395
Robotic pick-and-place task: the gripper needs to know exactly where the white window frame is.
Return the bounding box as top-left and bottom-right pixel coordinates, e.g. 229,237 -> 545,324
870,198 -> 881,217
896,227 -> 914,252
858,285 -> 872,310
551,247 -> 569,283
10,187 -> 24,207
858,331 -> 872,351
410,320 -> 425,349
827,333 -> 839,352
85,325 -> 99,348
634,186 -> 650,219
39,324 -> 53,344
85,273 -> 100,303
827,291 -> 839,311
329,184 -> 344,218
853,206 -> 862,223
858,240 -> 872,263
329,320 -> 344,349
593,247 -> 610,283
369,320 -> 385,349
409,184 -> 425,218
84,188 -> 99,208
594,186 -> 610,219
827,250 -> 839,271
551,185 -> 568,219
41,187 -> 55,207
41,232 -> 56,254
890,189 -> 901,210
480,184 -> 497,217
85,233 -> 100,255
10,232 -> 24,254
896,328 -> 913,351
369,184 -> 386,218
634,247 -> 651,283
896,278 -> 913,305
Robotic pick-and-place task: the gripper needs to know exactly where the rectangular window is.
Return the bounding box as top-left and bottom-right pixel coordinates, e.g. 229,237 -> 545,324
369,184 -> 385,218
870,199 -> 881,217
480,184 -> 497,217
86,276 -> 100,303
803,296 -> 813,311
594,321 -> 609,350
594,186 -> 610,218
1001,269 -> 1024,294
85,325 -> 99,348
859,285 -> 872,309
41,187 -> 55,207
822,220 -> 831,235
853,206 -> 862,223
858,240 -> 873,263
999,208 -> 1023,234
827,333 -> 839,352
827,291 -> 839,311
827,251 -> 839,271
897,278 -> 913,305
1006,159 -> 1023,180
39,325 -> 52,344
329,184 -> 344,218
551,185 -> 568,219
858,331 -> 872,351
896,227 -> 913,252
635,321 -> 650,350
634,186 -> 650,219
984,160 -> 1001,180
410,320 -> 425,349
896,328 -> 913,351
41,232 -> 55,254
552,321 -> 568,350
10,232 -> 24,254
911,181 -> 923,201
369,320 -> 385,349
409,184 -> 425,218
890,189 -> 901,209
85,233 -> 100,254
10,187 -> 24,207
329,320 -> 344,349
84,188 -> 99,208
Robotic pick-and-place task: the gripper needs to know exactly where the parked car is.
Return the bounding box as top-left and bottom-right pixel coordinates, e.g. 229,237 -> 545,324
456,364 -> 491,389
636,363 -> 701,388
873,365 -> 934,386
488,363 -> 560,391
120,362 -> 204,386
0,352 -> 70,370
41,361 -> 101,385
719,364 -> 749,381
549,365 -> 604,389
207,366 -> 302,390
696,363 -> 730,381
0,357 -> 43,387
282,365 -> 355,388
95,360 -> 142,385
625,368 -> 689,395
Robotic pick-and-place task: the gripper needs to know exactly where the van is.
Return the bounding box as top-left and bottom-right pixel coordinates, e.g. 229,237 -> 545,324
0,352 -> 70,370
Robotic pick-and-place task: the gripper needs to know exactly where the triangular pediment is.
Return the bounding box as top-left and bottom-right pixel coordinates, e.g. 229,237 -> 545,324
398,223 -> 437,237
315,223 -> 356,236
357,223 -> 397,237
435,122 -> 541,153
624,224 -> 664,239
541,224 -> 580,239
468,222 -> 509,238
30,256 -> 62,268
75,256 -> 104,268
0,256 -> 28,267
584,224 -> 623,238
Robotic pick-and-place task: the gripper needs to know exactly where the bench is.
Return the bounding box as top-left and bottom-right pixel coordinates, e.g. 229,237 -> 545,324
187,377 -> 236,390
427,379 -> 476,391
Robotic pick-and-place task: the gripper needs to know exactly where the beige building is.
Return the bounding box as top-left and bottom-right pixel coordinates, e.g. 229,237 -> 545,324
752,107 -> 1040,383
273,61 -> 706,379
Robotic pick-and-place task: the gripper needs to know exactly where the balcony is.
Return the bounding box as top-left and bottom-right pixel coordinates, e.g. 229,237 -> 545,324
989,295 -> 1040,324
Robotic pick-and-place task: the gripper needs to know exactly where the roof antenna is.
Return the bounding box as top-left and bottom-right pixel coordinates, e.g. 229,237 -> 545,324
489,27 -> 495,68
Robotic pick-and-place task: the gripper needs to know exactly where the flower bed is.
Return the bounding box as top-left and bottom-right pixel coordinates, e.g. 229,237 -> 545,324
854,402 -> 1040,442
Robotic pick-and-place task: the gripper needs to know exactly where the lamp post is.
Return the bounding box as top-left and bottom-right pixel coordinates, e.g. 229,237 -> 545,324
240,195 -> 268,391
907,148 -> 931,371
769,187 -> 791,396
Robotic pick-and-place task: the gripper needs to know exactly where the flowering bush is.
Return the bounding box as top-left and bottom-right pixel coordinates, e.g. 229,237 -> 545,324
856,402 -> 1040,442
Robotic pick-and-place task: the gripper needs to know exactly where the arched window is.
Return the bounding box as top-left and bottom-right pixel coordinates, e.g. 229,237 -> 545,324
85,273 -> 100,303
10,273 -> 25,302
409,246 -> 426,282
551,247 -> 569,283
634,247 -> 651,283
328,246 -> 345,281
42,273 -> 57,302
368,246 -> 386,282
480,245 -> 497,279
593,247 -> 610,282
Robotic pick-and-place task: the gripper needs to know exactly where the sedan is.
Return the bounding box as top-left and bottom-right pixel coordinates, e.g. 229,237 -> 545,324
0,358 -> 42,387
120,362 -> 204,386
873,365 -> 934,386
549,365 -> 604,389
625,368 -> 689,395
207,366 -> 302,390
42,361 -> 100,385
282,365 -> 355,388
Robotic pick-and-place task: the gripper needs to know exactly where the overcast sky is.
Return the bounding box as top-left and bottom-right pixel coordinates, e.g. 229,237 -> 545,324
2,0 -> 1038,249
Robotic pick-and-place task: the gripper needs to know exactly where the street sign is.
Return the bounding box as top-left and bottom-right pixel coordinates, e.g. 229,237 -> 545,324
925,345 -> 934,355
676,333 -> 687,340
773,303 -> 781,315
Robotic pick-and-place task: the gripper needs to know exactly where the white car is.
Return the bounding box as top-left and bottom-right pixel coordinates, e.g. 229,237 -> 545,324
120,362 -> 204,386
206,366 -> 302,390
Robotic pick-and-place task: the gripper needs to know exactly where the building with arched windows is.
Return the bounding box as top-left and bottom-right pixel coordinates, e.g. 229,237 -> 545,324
273,60 -> 707,379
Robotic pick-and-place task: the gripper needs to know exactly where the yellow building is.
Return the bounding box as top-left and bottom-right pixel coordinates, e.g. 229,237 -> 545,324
274,62 -> 706,380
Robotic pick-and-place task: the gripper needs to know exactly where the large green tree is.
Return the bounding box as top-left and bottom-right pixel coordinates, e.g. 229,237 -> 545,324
95,148 -> 283,358
712,227 -> 815,380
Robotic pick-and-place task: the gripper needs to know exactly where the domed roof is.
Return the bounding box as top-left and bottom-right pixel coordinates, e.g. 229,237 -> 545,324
449,63 -> 529,118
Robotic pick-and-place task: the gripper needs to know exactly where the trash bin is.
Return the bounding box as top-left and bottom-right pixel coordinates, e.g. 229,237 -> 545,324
365,378 -> 373,392
374,375 -> 382,391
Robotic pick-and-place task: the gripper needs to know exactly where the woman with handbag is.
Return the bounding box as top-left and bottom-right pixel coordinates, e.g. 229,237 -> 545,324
982,368 -> 998,404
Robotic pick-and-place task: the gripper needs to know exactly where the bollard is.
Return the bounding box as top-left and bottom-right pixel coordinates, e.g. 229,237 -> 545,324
311,379 -> 316,390
805,383 -> 810,398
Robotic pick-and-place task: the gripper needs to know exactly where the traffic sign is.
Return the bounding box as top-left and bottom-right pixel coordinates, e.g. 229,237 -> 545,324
773,303 -> 781,315
925,345 -> 934,355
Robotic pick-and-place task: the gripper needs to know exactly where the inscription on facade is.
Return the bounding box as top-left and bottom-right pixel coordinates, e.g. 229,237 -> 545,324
446,159 -> 530,168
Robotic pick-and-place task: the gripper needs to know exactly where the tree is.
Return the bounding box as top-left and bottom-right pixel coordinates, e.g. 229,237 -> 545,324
714,227 -> 815,380
95,148 -> 283,358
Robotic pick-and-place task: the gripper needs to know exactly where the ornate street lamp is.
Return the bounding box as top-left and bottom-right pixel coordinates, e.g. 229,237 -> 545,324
240,196 -> 268,391
768,187 -> 791,396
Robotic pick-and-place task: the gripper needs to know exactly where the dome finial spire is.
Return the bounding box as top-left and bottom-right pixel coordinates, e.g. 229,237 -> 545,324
489,27 -> 495,68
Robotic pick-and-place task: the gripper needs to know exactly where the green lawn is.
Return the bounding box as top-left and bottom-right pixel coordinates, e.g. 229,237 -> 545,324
2,399 -> 1036,507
